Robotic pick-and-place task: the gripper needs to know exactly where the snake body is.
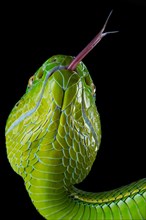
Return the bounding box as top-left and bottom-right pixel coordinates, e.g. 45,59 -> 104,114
5,12 -> 146,220
5,55 -> 146,219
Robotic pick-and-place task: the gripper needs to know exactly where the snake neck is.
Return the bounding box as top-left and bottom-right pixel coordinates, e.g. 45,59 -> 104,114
24,162 -> 146,220
5,56 -> 146,220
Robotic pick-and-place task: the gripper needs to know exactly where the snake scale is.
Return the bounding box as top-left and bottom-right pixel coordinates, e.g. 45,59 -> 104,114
5,11 -> 146,220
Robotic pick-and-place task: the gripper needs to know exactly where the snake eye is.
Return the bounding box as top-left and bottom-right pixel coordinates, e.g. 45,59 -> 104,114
91,83 -> 96,96
85,76 -> 96,96
28,75 -> 34,87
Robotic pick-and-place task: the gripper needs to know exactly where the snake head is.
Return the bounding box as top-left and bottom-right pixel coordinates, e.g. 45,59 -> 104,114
5,9 -> 117,185
5,54 -> 101,185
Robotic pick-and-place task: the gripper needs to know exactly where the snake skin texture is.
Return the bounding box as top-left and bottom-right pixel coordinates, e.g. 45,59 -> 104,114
5,55 -> 146,219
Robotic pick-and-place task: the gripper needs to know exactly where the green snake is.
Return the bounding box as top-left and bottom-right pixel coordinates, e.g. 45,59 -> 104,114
5,11 -> 146,220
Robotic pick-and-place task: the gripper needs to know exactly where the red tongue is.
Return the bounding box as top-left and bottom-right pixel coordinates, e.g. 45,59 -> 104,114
67,10 -> 118,71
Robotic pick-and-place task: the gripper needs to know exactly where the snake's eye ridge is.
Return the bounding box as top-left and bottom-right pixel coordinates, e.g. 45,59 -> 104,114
28,75 -> 34,87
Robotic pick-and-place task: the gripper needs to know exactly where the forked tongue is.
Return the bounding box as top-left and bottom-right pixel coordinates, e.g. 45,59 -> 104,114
67,10 -> 118,71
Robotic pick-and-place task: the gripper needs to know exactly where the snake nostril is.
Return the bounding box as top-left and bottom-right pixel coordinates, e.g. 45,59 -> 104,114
52,58 -> 57,62
37,69 -> 44,79
15,101 -> 20,107
85,75 -> 92,86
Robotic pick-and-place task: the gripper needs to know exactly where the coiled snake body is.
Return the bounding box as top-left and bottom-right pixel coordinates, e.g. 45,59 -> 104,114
5,12 -> 146,220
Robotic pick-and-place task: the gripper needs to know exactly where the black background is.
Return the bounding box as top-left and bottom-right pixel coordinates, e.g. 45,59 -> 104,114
1,1 -> 146,219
